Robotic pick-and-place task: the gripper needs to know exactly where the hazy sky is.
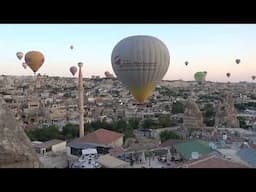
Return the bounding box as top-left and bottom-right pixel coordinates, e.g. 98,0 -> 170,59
0,24 -> 256,82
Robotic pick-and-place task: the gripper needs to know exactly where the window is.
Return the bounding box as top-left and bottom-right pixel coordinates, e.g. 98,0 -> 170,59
71,147 -> 82,156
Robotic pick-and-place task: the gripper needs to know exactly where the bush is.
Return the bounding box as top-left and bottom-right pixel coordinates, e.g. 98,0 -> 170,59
25,125 -> 62,141
160,130 -> 181,142
62,123 -> 79,139
158,114 -> 171,128
171,101 -> 185,114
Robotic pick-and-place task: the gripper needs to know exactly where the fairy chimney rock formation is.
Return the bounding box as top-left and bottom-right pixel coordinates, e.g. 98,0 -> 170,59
183,98 -> 204,129
0,97 -> 41,168
215,92 -> 239,128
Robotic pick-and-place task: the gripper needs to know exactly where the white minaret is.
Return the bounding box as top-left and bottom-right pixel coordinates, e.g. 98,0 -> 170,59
78,62 -> 84,137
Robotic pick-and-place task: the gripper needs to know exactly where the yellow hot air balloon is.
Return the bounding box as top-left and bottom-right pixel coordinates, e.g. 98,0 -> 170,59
25,51 -> 44,74
111,35 -> 170,103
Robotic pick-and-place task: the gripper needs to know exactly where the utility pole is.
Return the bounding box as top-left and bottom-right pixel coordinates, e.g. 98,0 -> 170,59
78,62 -> 84,137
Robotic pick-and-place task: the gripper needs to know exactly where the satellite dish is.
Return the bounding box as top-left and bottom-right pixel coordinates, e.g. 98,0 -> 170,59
191,152 -> 199,159
223,133 -> 227,140
209,142 -> 217,150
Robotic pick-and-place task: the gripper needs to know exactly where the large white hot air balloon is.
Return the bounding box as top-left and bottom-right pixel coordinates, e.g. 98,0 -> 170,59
111,35 -> 170,103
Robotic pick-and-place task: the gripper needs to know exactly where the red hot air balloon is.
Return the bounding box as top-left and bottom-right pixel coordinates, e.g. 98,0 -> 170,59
70,66 -> 78,76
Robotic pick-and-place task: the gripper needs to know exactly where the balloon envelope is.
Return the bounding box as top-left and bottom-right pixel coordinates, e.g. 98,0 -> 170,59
235,59 -> 240,64
25,51 -> 44,73
22,62 -> 27,69
226,73 -> 231,78
70,66 -> 78,76
111,35 -> 170,103
70,45 -> 74,50
194,72 -> 206,84
16,52 -> 24,60
185,61 -> 189,66
252,75 -> 256,80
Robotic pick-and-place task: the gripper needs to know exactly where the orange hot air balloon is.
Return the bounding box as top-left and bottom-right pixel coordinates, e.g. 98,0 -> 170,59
25,51 -> 44,73
70,66 -> 78,76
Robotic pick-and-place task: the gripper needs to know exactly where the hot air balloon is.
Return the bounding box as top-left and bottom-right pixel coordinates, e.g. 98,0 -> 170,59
70,45 -> 74,50
185,61 -> 189,66
105,71 -> 111,77
111,35 -> 170,103
78,62 -> 83,68
25,51 -> 44,74
252,75 -> 256,80
226,73 -> 231,78
22,62 -> 27,69
70,66 -> 78,76
16,52 -> 24,60
235,59 -> 240,64
194,72 -> 206,84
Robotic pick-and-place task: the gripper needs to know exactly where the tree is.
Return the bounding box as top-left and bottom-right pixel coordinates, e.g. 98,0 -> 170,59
142,118 -> 157,129
62,123 -> 79,139
160,130 -> 181,142
234,103 -> 246,111
203,103 -> 215,126
171,101 -> 185,114
128,118 -> 139,129
237,116 -> 249,129
25,125 -> 62,141
158,114 -> 171,128
113,119 -> 127,132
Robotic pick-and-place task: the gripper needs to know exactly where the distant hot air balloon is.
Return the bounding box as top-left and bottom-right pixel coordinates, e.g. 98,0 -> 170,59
185,61 -> 189,66
194,72 -> 206,84
252,75 -> 256,80
235,59 -> 240,64
25,51 -> 44,74
70,45 -> 74,50
111,35 -> 170,103
22,62 -> 27,69
78,62 -> 83,68
105,71 -> 111,77
70,66 -> 78,76
16,52 -> 24,60
226,73 -> 231,78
